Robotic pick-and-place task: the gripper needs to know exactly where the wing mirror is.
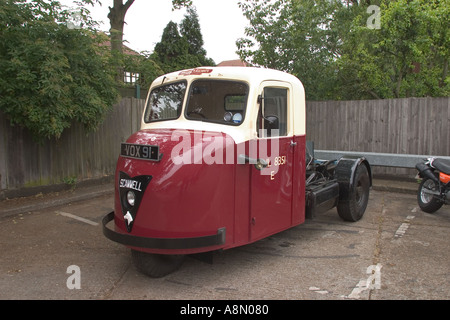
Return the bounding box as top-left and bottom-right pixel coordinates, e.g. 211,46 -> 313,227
264,115 -> 279,137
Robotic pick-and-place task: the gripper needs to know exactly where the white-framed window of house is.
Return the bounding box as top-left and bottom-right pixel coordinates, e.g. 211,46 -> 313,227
124,71 -> 140,84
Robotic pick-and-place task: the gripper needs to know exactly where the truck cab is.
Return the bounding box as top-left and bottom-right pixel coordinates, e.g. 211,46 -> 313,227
103,67 -> 371,277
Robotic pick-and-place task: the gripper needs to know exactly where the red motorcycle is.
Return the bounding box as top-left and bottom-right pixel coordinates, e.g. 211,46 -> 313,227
416,157 -> 450,213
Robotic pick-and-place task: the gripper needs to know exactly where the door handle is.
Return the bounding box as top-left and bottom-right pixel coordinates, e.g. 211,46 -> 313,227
238,154 -> 268,170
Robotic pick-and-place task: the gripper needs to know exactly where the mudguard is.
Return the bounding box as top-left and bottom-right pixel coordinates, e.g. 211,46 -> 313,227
335,156 -> 372,201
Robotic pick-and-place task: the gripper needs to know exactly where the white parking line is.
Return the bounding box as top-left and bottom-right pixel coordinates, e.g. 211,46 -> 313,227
346,264 -> 382,299
309,287 -> 329,295
394,215 -> 415,238
55,211 -> 99,226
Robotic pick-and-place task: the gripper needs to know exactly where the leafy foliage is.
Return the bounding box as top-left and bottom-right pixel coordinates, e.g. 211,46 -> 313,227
107,0 -> 194,80
121,51 -> 164,89
337,0 -> 450,99
237,0 -> 345,100
237,0 -> 449,100
0,0 -> 119,140
172,0 -> 192,10
151,6 -> 215,73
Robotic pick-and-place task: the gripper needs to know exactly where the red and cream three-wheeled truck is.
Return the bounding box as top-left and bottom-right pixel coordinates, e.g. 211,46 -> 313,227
103,67 -> 372,277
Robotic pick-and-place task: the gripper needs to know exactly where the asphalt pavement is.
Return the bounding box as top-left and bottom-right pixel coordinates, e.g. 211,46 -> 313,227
0,177 -> 449,303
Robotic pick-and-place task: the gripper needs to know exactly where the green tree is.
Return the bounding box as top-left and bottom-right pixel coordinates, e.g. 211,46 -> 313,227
107,0 -> 193,77
107,0 -> 193,54
152,7 -> 215,73
237,0 -> 344,100
337,0 -> 449,99
152,21 -> 191,71
0,0 -> 118,140
180,7 -> 214,66
237,0 -> 449,100
345,0 -> 446,99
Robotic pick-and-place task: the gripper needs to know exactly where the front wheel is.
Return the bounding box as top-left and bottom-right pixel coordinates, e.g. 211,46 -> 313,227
417,178 -> 443,213
131,250 -> 185,278
337,164 -> 370,222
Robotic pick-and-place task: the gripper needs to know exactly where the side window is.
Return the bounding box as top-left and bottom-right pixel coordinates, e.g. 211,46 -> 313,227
258,87 -> 288,137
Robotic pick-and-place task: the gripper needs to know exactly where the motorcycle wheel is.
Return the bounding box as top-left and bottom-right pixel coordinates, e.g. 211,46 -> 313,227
131,250 -> 185,278
417,178 -> 443,213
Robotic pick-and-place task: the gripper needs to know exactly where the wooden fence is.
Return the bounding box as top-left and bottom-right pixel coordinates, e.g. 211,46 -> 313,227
0,98 -> 145,198
0,96 -> 448,198
306,97 -> 449,176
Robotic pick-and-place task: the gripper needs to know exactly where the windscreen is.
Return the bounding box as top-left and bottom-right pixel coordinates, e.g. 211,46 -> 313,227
185,80 -> 248,126
144,81 -> 187,123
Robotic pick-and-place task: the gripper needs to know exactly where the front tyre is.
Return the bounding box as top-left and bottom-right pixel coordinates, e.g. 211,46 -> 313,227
337,164 -> 370,222
417,178 -> 443,213
131,250 -> 185,278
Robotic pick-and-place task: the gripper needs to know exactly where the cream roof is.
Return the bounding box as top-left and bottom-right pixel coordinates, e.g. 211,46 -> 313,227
141,67 -> 306,142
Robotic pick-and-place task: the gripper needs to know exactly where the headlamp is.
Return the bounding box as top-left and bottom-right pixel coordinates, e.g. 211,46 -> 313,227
127,190 -> 136,206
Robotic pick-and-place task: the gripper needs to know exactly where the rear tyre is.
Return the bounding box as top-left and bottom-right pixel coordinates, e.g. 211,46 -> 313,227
417,178 -> 443,213
337,164 -> 370,222
131,250 -> 185,278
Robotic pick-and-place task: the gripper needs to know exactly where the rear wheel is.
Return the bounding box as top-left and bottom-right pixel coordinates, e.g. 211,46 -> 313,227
417,178 -> 443,213
337,164 -> 370,222
131,250 -> 185,278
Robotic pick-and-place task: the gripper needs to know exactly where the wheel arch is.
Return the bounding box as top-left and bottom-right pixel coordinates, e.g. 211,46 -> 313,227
335,156 -> 372,202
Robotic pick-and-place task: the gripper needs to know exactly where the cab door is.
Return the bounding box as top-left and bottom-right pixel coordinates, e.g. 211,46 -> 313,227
249,81 -> 294,241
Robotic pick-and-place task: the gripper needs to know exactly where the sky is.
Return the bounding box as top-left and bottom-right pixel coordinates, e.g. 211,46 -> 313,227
59,0 -> 250,64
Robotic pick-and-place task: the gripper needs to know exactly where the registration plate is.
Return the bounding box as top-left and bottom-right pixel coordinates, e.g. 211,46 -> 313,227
120,143 -> 160,161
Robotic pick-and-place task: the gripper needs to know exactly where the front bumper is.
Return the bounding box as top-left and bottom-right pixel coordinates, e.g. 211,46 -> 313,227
102,212 -> 226,250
